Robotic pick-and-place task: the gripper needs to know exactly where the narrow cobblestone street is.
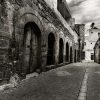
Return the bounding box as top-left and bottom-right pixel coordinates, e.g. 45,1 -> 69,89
0,0 -> 100,100
0,62 -> 99,100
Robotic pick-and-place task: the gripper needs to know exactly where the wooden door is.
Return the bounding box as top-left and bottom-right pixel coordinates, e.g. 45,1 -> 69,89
23,24 -> 40,73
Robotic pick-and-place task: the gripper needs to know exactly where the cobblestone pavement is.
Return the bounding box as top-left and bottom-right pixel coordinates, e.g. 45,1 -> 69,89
86,63 -> 100,100
0,62 -> 99,100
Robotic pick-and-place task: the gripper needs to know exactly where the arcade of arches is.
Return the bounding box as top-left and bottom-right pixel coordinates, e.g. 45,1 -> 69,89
14,20 -> 79,74
0,0 -> 82,78
2,5 -> 80,74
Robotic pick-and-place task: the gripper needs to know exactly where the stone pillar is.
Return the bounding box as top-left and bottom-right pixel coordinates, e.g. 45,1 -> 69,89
55,35 -> 59,65
0,1 -> 13,63
63,41 -> 66,64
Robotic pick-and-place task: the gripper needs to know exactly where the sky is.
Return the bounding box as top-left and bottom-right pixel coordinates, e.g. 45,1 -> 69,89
66,0 -> 100,30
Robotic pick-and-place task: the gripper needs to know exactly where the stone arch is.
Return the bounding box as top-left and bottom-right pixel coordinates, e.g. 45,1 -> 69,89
47,33 -> 55,65
59,38 -> 64,63
13,11 -> 44,73
46,26 -> 57,39
14,13 -> 44,51
15,13 -> 43,33
19,21 -> 41,74
14,6 -> 43,31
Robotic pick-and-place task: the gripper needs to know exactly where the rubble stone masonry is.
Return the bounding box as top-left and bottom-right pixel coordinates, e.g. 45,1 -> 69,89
0,0 -> 79,75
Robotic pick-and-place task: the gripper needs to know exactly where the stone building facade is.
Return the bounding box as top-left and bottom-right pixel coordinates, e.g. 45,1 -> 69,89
0,0 -> 79,75
94,33 -> 100,63
75,24 -> 85,61
84,29 -> 100,62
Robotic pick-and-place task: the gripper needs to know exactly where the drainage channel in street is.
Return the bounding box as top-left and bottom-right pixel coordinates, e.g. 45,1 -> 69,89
77,64 -> 89,100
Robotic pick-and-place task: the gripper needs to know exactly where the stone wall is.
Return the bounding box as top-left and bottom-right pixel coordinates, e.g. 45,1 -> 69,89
0,0 -> 79,74
94,39 -> 100,63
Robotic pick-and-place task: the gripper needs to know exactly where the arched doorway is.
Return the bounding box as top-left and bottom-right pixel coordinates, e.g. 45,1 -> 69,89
66,42 -> 69,62
74,49 -> 77,62
22,22 -> 41,73
70,47 -> 73,63
59,38 -> 64,63
47,33 -> 55,65
77,50 -> 80,62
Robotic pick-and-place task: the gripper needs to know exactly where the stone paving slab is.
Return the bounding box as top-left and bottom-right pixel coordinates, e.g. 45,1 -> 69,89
86,63 -> 100,100
0,63 -> 86,100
